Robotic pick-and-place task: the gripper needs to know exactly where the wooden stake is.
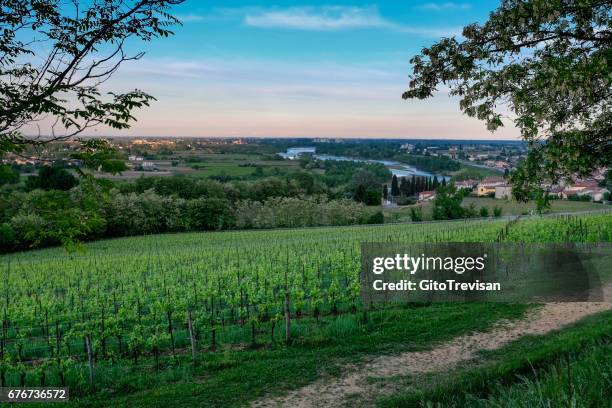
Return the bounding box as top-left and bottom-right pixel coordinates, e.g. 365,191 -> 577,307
85,334 -> 94,387
187,308 -> 197,365
284,291 -> 291,345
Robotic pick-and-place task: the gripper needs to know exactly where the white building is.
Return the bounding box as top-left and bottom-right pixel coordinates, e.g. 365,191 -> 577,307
418,191 -> 436,202
476,177 -> 506,196
455,180 -> 477,192
494,185 -> 512,200
576,187 -> 608,202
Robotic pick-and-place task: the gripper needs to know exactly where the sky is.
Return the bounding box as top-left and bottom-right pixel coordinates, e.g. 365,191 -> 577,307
89,1 -> 520,140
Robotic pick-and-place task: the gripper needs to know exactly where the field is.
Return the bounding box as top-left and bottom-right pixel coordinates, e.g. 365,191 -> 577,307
452,162 -> 504,180
98,152 -> 304,180
384,197 -> 608,222
0,212 -> 610,407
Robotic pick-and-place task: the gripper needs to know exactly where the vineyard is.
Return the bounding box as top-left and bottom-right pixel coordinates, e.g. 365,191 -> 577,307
0,212 -> 610,397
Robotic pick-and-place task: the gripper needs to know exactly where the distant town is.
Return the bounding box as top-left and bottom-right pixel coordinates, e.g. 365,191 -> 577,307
2,137 -> 609,206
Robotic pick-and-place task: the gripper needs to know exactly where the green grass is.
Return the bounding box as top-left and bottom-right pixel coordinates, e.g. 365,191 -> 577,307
195,162 -> 257,177
7,214 -> 610,407
383,197 -> 607,222
462,197 -> 607,215
452,163 -> 503,180
57,303 -> 530,408
377,310 -> 612,407
190,154 -> 300,178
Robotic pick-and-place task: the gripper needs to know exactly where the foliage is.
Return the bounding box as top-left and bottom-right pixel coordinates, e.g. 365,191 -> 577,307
432,183 -> 465,220
9,189 -> 105,250
71,140 -> 128,175
452,165 -> 501,181
25,166 -> 78,191
390,175 -> 399,197
350,169 -> 383,205
234,196 -> 374,229
409,206 -> 423,222
0,213 -> 608,397
396,154 -> 460,173
0,165 -> 19,185
0,0 -> 183,155
403,0 -> 611,193
396,196 -> 416,206
367,211 -> 384,224
188,197 -> 235,230
535,188 -> 552,214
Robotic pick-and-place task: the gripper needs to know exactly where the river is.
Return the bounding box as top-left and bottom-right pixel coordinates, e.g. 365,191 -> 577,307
313,154 -> 451,181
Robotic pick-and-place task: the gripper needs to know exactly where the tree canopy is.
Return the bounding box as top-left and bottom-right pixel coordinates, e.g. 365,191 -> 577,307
403,0 -> 611,199
0,0 -> 183,156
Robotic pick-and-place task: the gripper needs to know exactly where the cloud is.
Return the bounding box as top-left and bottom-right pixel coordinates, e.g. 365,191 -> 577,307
243,6 -> 459,37
119,57 -> 401,84
417,3 -> 471,11
174,13 -> 204,22
244,6 -> 387,31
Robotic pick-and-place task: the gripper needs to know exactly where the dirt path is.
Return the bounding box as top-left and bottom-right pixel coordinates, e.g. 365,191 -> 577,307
252,301 -> 612,408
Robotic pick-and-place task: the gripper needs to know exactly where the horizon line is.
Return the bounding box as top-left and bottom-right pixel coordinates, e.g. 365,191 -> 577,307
44,135 -> 524,143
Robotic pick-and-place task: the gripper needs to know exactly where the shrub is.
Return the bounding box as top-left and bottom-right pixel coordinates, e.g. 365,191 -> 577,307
479,207 -> 489,217
0,223 -> 16,251
432,184 -> 464,220
367,211 -> 384,224
234,197 -> 369,229
188,197 -> 235,230
463,203 -> 478,218
0,165 -> 19,186
409,207 -> 423,222
396,196 -> 417,206
26,166 -> 78,191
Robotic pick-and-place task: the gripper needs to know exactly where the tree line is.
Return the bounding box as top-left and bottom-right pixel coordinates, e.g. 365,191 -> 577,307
0,162 -> 387,252
385,174 -> 447,200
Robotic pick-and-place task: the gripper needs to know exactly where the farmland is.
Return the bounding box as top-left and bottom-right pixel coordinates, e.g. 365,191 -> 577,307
384,197 -> 608,222
0,211 -> 610,406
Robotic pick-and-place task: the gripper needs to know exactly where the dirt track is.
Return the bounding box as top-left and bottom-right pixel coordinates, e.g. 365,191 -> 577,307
252,301 -> 612,408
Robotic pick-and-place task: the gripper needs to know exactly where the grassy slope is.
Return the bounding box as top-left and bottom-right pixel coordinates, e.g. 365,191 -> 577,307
12,214 -> 609,407
451,163 -> 503,180
384,198 -> 607,222
378,310 -> 612,407
65,304 -> 530,408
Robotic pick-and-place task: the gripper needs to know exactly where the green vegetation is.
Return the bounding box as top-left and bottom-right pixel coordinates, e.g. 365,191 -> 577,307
24,166 -> 78,191
0,158 -> 391,252
378,310 -> 612,408
383,197 -> 607,223
0,165 -> 19,186
403,0 -> 610,197
50,304 -> 529,408
311,142 -> 464,174
0,212 -> 609,406
0,1 -> 181,158
395,154 -> 460,173
432,183 -> 466,220
452,163 -> 502,181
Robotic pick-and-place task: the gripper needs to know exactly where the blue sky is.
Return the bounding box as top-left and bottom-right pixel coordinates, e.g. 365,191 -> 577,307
95,1 -> 520,139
